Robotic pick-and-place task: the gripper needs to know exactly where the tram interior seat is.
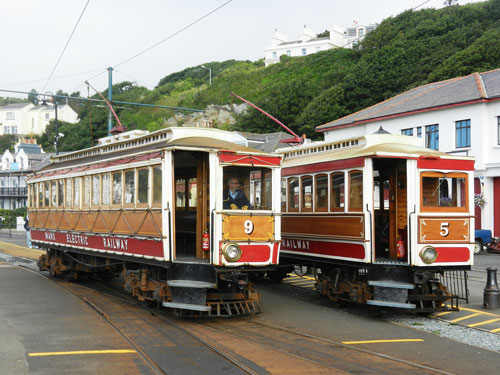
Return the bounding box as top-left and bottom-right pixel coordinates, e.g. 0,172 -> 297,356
175,211 -> 197,258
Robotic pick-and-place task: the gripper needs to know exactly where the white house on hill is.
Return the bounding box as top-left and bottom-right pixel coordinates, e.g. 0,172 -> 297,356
317,69 -> 500,237
0,102 -> 78,136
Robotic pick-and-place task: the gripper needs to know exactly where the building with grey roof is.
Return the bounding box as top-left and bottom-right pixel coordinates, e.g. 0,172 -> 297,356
317,68 -> 500,237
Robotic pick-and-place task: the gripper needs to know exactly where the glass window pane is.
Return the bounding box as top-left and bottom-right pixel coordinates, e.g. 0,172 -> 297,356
84,176 -> 90,206
44,182 -> 50,207
51,182 -> 57,207
422,175 -> 467,208
315,174 -> 328,210
102,173 -> 110,205
288,177 -> 299,209
74,178 -> 80,207
223,166 -> 273,210
176,178 -> 186,208
188,178 -> 197,207
112,172 -> 122,205
153,166 -> 162,204
137,168 -> 149,204
92,175 -> 100,206
331,173 -> 345,211
58,180 -> 64,207
349,171 -> 363,211
281,178 -> 286,211
124,170 -> 135,204
301,176 -> 313,209
65,179 -> 72,207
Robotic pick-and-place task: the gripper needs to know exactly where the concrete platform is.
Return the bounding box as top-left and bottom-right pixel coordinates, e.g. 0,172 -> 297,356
0,258 -> 152,374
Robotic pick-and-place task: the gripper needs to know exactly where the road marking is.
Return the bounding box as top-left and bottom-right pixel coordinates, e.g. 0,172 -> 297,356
459,307 -> 500,317
449,313 -> 482,323
29,349 -> 137,357
467,318 -> 500,327
490,327 -> 500,333
342,339 -> 424,345
434,311 -> 454,317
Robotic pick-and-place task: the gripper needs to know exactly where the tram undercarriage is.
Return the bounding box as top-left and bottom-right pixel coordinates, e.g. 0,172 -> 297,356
38,248 -> 262,317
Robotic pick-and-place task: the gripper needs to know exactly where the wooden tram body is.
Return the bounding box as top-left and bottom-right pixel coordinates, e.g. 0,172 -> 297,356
29,127 -> 281,316
279,134 -> 474,311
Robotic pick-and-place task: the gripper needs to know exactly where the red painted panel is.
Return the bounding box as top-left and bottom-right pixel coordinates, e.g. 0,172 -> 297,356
31,229 -> 164,258
417,157 -> 474,171
435,247 -> 470,263
282,157 -> 365,177
272,242 -> 279,264
494,178 -> 500,237
238,244 -> 272,263
474,178 -> 482,230
281,238 -> 365,259
218,152 -> 281,166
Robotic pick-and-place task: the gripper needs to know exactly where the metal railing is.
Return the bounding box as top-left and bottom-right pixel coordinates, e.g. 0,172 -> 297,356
0,187 -> 27,197
439,270 -> 469,303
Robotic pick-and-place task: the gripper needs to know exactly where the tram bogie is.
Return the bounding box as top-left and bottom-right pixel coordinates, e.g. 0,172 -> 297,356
30,127 -> 281,316
278,134 -> 474,312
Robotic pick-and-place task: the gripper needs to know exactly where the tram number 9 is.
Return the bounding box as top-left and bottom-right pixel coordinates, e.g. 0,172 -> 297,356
440,222 -> 449,237
244,220 -> 254,234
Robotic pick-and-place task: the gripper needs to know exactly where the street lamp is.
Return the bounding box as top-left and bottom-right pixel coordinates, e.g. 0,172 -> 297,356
41,92 -> 59,155
201,65 -> 212,85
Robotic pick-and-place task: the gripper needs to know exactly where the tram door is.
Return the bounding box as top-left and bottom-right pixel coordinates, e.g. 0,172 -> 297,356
373,158 -> 407,261
173,151 -> 210,260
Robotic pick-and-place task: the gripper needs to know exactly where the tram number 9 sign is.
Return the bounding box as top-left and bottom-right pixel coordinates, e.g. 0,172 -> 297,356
222,214 -> 274,241
419,217 -> 470,243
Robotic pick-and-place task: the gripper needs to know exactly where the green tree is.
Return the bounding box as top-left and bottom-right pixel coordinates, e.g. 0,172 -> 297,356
28,89 -> 38,105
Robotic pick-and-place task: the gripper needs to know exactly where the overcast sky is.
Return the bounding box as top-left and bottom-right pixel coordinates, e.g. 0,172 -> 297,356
0,0 -> 486,99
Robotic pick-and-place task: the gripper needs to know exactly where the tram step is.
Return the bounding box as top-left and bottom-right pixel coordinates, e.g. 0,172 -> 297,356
366,300 -> 417,309
167,280 -> 217,289
162,301 -> 211,312
368,280 -> 415,289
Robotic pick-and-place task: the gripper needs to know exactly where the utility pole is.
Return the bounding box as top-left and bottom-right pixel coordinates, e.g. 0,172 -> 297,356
107,67 -> 113,135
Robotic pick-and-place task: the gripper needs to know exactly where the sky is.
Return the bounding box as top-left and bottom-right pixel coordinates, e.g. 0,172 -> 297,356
0,0 -> 487,100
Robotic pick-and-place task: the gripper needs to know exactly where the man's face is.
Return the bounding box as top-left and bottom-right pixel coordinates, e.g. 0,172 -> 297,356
228,179 -> 239,192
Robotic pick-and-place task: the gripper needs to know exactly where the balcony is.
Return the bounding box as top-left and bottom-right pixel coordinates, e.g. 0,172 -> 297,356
0,187 -> 27,197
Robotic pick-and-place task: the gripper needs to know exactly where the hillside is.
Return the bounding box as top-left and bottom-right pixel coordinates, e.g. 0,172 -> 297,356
38,0 -> 500,152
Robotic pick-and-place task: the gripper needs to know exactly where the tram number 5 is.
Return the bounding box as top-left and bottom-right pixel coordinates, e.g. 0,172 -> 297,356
244,220 -> 254,234
440,222 -> 449,237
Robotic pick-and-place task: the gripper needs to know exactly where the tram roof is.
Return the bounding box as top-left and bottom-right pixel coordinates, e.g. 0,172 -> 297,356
279,133 -> 474,168
37,127 -> 274,172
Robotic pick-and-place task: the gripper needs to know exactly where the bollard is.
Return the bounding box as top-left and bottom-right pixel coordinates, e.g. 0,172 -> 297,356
483,267 -> 500,309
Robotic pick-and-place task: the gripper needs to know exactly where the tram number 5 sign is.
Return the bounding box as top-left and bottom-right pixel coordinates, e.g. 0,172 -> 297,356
419,218 -> 470,243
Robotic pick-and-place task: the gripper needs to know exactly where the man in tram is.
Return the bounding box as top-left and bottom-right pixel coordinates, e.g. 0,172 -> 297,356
223,177 -> 250,209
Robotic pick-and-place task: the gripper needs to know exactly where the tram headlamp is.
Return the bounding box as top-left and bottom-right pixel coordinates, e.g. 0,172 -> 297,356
419,246 -> 438,264
221,242 -> 242,262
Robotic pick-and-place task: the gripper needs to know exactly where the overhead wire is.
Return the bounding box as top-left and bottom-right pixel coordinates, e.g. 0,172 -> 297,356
41,0 -> 91,93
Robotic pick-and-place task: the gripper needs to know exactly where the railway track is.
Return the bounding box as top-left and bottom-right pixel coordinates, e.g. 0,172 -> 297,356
25,268 -> 456,375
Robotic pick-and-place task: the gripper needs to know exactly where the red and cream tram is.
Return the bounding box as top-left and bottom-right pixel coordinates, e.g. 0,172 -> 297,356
278,133 -> 474,312
29,127 -> 281,316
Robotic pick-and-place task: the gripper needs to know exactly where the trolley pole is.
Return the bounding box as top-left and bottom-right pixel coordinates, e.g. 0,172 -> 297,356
107,66 -> 113,135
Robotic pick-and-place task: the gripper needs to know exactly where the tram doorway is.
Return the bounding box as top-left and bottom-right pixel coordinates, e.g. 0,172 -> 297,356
373,158 -> 408,262
173,151 -> 209,261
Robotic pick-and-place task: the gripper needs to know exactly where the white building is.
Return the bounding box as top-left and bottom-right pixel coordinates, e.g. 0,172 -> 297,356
0,139 -> 52,209
0,102 -> 78,136
316,69 -> 500,236
264,23 -> 376,66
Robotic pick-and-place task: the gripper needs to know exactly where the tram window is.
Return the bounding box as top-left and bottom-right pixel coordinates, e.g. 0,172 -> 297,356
58,180 -> 64,207
44,182 -> 50,207
38,183 -> 43,207
112,171 -> 122,205
124,170 -> 135,205
301,176 -> 313,211
102,173 -> 110,205
222,166 -> 273,210
188,178 -> 197,208
51,182 -> 57,207
281,178 -> 287,212
288,177 -> 299,211
315,174 -> 328,212
373,180 -> 390,210
421,172 -> 467,211
176,178 -> 186,208
331,172 -> 345,212
349,170 -> 363,212
65,178 -> 73,207
152,166 -> 162,206
137,168 -> 149,205
92,175 -> 100,206
83,176 -> 91,207
73,177 -> 80,208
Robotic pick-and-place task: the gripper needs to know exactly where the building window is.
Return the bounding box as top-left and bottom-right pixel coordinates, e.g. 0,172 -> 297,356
6,112 -> 14,120
347,28 -> 356,37
286,50 -> 291,56
301,48 -> 307,56
316,46 -> 321,52
425,124 -> 439,150
11,126 -> 17,134
358,28 -> 364,37
401,128 -> 413,136
416,127 -> 422,138
272,51 -> 277,59
456,119 -> 471,148
3,127 -> 9,135
45,113 -> 50,120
